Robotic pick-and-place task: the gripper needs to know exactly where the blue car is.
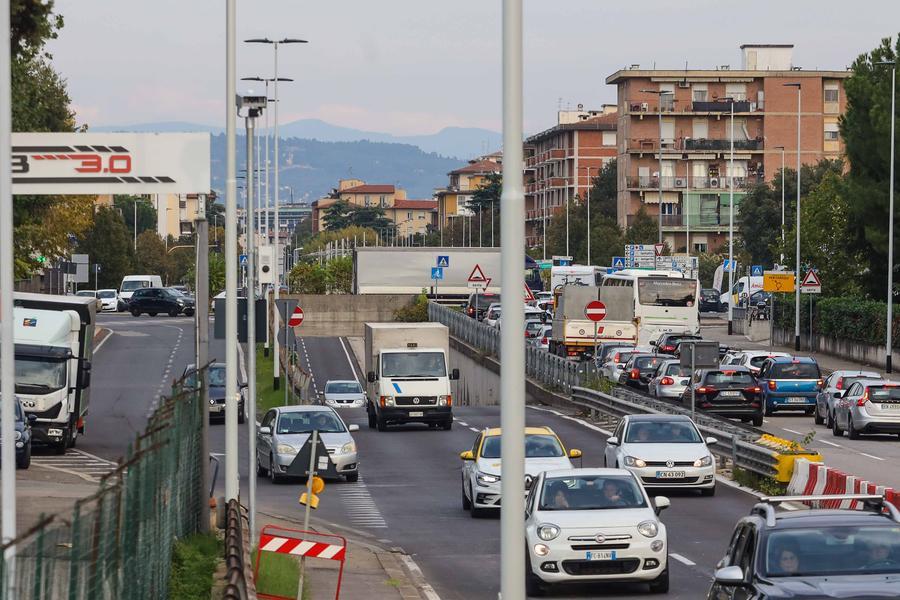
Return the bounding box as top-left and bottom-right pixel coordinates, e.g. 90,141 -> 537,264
757,356 -> 823,415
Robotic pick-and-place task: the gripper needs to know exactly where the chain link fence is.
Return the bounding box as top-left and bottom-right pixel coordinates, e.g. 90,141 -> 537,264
0,371 -> 205,600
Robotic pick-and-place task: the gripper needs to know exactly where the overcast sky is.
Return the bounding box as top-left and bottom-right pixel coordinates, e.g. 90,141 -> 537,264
48,0 -> 900,136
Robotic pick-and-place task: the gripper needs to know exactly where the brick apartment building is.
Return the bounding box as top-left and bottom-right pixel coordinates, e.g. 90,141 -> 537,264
608,44 -> 848,252
524,107 -> 618,250
311,179 -> 436,237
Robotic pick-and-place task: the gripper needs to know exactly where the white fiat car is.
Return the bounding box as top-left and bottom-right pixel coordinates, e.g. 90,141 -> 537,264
604,414 -> 717,496
525,468 -> 670,595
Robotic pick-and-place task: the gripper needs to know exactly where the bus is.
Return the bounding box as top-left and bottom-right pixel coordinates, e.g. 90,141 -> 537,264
599,269 -> 700,345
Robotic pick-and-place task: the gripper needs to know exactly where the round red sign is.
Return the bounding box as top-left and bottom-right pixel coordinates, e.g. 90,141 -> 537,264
584,300 -> 607,322
288,305 -> 304,328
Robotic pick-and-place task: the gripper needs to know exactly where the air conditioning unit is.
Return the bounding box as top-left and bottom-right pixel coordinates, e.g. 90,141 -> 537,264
674,177 -> 686,188
709,177 -> 720,188
678,81 -> 690,89
640,102 -> 649,112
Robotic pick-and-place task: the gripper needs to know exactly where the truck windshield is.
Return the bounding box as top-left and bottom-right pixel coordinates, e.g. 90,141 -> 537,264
13,357 -> 67,392
121,280 -> 149,292
637,278 -> 697,307
381,352 -> 446,377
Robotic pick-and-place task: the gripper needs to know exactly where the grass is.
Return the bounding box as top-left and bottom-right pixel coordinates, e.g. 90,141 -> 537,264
255,344 -> 285,417
168,533 -> 222,600
253,547 -> 309,599
734,467 -> 786,496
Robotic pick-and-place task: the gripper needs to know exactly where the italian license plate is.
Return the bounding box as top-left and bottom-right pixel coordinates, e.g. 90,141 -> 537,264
656,471 -> 685,479
786,397 -> 808,403
48,428 -> 63,437
210,405 -> 223,413
408,411 -> 424,417
719,390 -> 741,397
879,403 -> 900,410
585,550 -> 616,561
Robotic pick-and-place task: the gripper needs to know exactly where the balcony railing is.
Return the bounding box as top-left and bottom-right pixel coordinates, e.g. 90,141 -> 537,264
691,100 -> 752,113
627,137 -> 762,153
684,138 -> 762,151
625,175 -> 764,190
627,100 -> 755,114
626,212 -> 740,229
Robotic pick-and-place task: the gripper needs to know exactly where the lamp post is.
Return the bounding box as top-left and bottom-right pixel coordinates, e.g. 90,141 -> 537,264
784,83 -> 802,351
246,37 -> 306,390
641,89 -> 674,245
727,98 -> 735,336
877,60 -> 897,373
774,145 -> 786,265
582,165 -> 592,265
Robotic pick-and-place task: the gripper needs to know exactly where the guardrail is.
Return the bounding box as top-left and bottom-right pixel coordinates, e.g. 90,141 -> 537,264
222,500 -> 257,600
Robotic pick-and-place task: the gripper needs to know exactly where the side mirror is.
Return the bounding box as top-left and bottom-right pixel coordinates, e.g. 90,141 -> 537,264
27,414 -> 37,424
713,565 -> 746,587
348,424 -> 359,432
606,436 -> 619,446
82,369 -> 92,388
367,371 -> 376,383
240,383 -> 248,390
258,426 -> 271,435
706,437 -> 718,446
451,368 -> 460,381
833,391 -> 844,398
654,496 -> 671,515
459,450 -> 475,461
82,360 -> 92,372
569,449 -> 582,459
649,340 -> 657,346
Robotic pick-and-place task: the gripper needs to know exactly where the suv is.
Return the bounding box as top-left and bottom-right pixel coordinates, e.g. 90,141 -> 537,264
757,356 -> 822,416
465,292 -> 500,320
683,366 -> 764,426
707,494 -> 900,599
653,332 -> 703,355
129,287 -> 195,317
618,353 -> 666,391
832,380 -> 900,439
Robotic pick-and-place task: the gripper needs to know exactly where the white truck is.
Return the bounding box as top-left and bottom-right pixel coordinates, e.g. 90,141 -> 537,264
12,293 -> 97,453
364,323 -> 458,431
549,284 -> 637,360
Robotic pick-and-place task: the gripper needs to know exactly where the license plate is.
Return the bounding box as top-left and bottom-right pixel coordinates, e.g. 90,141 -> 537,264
585,550 -> 616,561
48,428 -> 63,437
656,471 -> 685,479
408,411 -> 424,417
878,403 -> 900,410
719,390 -> 741,397
786,397 -> 808,403
210,405 -> 223,413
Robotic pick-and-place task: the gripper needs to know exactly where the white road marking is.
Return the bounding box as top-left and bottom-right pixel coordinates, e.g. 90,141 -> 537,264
670,553 -> 696,566
339,337 -> 362,383
819,439 -> 842,448
336,473 -> 387,528
782,428 -> 803,435
399,554 -> 443,600
860,452 -> 885,461
468,427 -> 479,432
93,330 -> 114,353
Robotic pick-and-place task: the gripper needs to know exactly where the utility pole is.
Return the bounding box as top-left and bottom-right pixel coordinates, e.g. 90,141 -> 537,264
243,106 -> 260,536
194,195 -> 211,533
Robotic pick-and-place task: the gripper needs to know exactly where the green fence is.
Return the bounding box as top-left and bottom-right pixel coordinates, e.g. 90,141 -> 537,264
0,373 -> 205,600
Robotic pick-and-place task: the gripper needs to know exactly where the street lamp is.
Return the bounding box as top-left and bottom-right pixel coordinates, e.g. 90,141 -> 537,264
641,88 -> 675,245
877,60 -> 896,372
582,165 -> 593,265
726,97 -> 736,336
784,82 -> 802,351
774,145 -> 786,265
245,37 -> 307,391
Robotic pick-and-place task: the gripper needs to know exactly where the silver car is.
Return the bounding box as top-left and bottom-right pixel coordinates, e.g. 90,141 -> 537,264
832,380 -> 900,440
256,405 -> 360,483
815,370 -> 881,428
649,359 -> 692,399
600,347 -> 651,383
322,379 -> 366,408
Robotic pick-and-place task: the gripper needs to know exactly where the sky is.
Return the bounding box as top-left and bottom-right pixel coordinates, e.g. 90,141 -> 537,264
48,0 -> 900,136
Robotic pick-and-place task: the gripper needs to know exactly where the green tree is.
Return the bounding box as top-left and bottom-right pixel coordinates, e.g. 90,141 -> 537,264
325,256 -> 353,293
75,206 -> 133,288
624,207 -> 658,245
737,183 -> 781,266
349,205 -> 392,231
12,0 -> 64,60
288,262 -> 327,294
544,197 -> 623,265
587,159 -> 617,221
113,196 -> 157,243
134,231 -> 170,279
323,200 -> 353,230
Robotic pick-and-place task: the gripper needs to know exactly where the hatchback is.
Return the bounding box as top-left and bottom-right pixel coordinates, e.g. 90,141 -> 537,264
815,370 -> 882,428
322,380 -> 365,408
465,292 -> 500,320
648,359 -> 691,400
757,356 -> 822,415
618,353 -> 666,391
832,380 -> 900,439
683,366 -> 764,426
653,332 -> 703,355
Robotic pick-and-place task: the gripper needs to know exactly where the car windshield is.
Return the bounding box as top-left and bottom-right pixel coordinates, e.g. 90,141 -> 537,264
637,278 -> 697,307
183,366 -> 227,388
625,420 -> 701,443
325,382 -> 362,394
121,280 -> 149,292
12,357 -> 67,392
705,370 -> 755,385
525,321 -> 543,332
168,288 -> 186,297
381,352 -> 446,377
749,356 -> 775,368
539,475 -> 646,511
480,434 -> 564,459
98,290 -> 116,298
474,294 -> 500,309
771,362 -> 820,379
765,526 -> 900,577
277,411 -> 345,434
665,364 -> 691,377
75,291 -> 96,297
869,386 -> 900,401
701,290 -> 719,300
634,356 -> 664,371
613,351 -> 637,365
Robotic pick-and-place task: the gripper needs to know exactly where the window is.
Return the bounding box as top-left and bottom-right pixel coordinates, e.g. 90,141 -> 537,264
824,85 -> 840,103
692,118 -> 709,139
407,211 -> 412,219
660,83 -> 675,111
364,195 -> 371,206
179,199 -> 186,209
725,83 -> 747,102
602,131 -> 616,146
825,123 -> 839,141
692,83 -> 708,102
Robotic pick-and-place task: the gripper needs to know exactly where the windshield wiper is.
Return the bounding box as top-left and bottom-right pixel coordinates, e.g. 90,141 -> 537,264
16,383 -> 54,392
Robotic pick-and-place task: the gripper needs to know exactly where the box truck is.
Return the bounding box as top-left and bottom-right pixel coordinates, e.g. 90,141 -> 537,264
364,322 -> 458,431
12,293 -> 97,453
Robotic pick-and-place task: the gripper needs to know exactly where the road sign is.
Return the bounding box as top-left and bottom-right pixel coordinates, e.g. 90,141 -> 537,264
431,267 -> 444,280
584,300 -> 607,322
239,254 -> 248,265
524,283 -> 536,303
467,264 -> 491,289
288,305 -> 304,329
624,245 -> 655,269
751,265 -> 763,277
436,255 -> 449,268
763,271 -> 796,293
654,243 -> 664,257
723,259 -> 737,272
552,255 -> 572,266
612,256 -> 626,270
800,270 -> 822,294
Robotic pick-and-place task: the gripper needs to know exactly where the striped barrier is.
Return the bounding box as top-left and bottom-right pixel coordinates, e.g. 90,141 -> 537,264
785,458 -> 899,512
254,525 -> 347,600
259,534 -> 346,560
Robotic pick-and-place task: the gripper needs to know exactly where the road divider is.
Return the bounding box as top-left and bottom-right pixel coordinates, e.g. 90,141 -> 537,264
787,458 -> 899,511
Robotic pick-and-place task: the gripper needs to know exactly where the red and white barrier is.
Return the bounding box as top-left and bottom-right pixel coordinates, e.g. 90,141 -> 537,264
784,457 -> 898,512
255,525 -> 347,600
260,534 -> 346,560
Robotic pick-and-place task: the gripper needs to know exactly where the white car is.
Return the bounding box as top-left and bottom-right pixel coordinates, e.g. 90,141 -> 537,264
736,351 -> 791,376
460,427 -> 581,518
720,349 -> 745,367
484,303 -> 502,328
530,324 -> 552,350
604,414 -> 717,496
525,468 -> 670,595
648,359 -> 692,400
322,380 -> 365,408
97,289 -> 120,312
600,347 -> 652,383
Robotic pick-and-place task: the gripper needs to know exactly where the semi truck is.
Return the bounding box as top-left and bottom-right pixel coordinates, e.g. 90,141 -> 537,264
352,247 -> 542,296
364,322 -> 458,431
12,293 -> 97,453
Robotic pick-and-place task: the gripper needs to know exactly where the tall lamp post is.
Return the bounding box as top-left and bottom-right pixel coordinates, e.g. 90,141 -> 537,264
784,83 -> 802,351
877,60 -> 897,373
774,145 -> 786,265
641,88 -> 674,246
727,98 -> 735,336
246,37 -> 306,390
582,165 -> 593,265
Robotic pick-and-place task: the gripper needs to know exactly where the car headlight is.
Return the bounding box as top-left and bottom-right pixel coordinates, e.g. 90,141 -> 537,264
694,455 -> 713,467
176,298 -> 185,305
476,471 -> 500,486
383,396 -> 395,407
537,524 -> 560,541
637,520 -> 659,538
276,443 -> 297,455
624,456 -> 647,468
340,441 -> 356,454
438,395 -> 451,407
533,543 -> 550,556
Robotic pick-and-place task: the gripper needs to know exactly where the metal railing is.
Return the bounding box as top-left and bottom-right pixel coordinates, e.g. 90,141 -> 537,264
222,500 -> 256,600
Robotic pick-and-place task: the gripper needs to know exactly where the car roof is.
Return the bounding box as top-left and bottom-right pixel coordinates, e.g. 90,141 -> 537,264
541,467 -> 633,478
701,365 -> 752,373
743,350 -> 790,357
769,356 -> 816,364
624,414 -> 693,423
277,405 -> 337,414
832,369 -> 881,377
484,426 -> 554,437
750,509 -> 894,529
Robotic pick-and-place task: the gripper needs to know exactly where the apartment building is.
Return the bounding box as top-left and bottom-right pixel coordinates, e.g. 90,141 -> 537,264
523,106 -> 618,248
608,44 -> 848,252
95,193 -> 205,239
312,179 -> 436,237
434,158 -> 502,229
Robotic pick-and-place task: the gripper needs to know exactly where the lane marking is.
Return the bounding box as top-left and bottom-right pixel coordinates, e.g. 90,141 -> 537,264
336,473 -> 387,529
860,452 -> 885,461
468,427 -> 479,432
819,439 -> 842,448
399,554 -> 442,600
93,330 -> 114,353
670,553 -> 696,566
339,337 -> 362,383
782,428 -> 803,435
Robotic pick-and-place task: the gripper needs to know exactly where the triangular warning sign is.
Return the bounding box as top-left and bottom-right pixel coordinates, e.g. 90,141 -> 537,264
801,270 -> 821,287
467,264 -> 488,283
524,283 -> 535,302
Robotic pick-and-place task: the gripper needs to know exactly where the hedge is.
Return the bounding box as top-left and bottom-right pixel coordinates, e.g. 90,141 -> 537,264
774,295 -> 898,347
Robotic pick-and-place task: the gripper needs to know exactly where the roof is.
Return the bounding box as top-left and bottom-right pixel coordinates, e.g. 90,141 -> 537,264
340,184 -> 395,194
484,426 -> 554,436
624,414 -> 693,422
278,405 -> 337,414
525,113 -> 617,144
753,509 -> 891,529
606,68 -> 851,85
740,43 -> 794,49
769,356 -> 817,363
449,160 -> 501,176
392,199 -> 437,210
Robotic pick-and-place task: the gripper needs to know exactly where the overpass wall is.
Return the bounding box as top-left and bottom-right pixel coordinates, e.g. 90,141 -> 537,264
273,294 -> 417,337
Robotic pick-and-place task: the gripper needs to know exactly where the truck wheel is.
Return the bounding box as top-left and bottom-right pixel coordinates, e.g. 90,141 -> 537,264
442,419 -> 453,431
376,414 -> 387,432
54,431 -> 70,455
67,428 -> 77,448
367,408 -> 376,429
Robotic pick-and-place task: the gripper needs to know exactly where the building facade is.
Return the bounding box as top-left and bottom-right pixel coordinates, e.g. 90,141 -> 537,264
312,179 -> 436,238
608,44 -> 848,252
434,158 -> 502,229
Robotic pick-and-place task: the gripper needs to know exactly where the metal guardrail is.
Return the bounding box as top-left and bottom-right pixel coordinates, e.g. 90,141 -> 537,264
222,499 -> 256,600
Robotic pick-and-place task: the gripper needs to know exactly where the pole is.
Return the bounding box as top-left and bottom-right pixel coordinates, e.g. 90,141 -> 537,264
245,112 -> 258,536
542,193 -> 546,259
195,212 -> 210,533
593,321 -> 598,364
658,105 -> 663,245
690,344 -> 696,420
273,43 -> 282,391
134,199 -> 138,251
565,193 -> 569,256
769,292 -> 774,349
727,101 -> 735,335
296,429 -> 318,600
284,302 -> 289,405
224,0 -> 239,502
794,87 -> 802,352
500,2 -> 525,598
809,292 -> 813,352
586,166 -> 591,265
264,79 -> 270,244
491,199 -> 495,247
1,0 -> 18,583
780,147 -> 786,265
887,64 -> 896,373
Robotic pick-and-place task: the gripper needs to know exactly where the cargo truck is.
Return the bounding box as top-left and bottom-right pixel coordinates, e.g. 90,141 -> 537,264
549,285 -> 637,360
364,322 -> 459,431
12,293 -> 97,453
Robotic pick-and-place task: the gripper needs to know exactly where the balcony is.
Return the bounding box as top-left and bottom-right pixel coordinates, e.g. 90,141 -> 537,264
626,175 -> 764,190
625,211 -> 740,230
691,100 -> 752,113
627,100 -> 755,115
684,138 -> 761,151
627,137 -> 763,154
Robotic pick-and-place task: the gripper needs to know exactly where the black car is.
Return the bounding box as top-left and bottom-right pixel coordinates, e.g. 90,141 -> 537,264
130,287 -> 195,317
182,363 -> 247,424
653,332 -> 703,355
682,366 -> 764,426
617,353 -> 666,391
699,288 -> 721,312
708,495 -> 900,599
465,292 -> 500,320
14,400 -> 35,469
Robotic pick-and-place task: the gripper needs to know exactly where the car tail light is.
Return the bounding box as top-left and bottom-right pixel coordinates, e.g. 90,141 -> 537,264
661,344 -> 675,352
541,336 -> 549,344
660,377 -> 674,386
745,386 -> 762,394
697,386 -> 714,394
816,379 -> 824,390
613,352 -> 621,363
467,307 -> 475,315
630,368 -> 640,380
857,390 -> 870,407
768,380 -> 777,391
836,377 -> 843,390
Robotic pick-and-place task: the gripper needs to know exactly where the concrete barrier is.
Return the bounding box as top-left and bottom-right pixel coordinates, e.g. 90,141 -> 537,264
274,294 -> 418,337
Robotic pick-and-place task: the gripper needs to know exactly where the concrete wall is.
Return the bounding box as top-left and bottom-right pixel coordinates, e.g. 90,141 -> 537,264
277,294 -> 418,337
773,327 -> 899,368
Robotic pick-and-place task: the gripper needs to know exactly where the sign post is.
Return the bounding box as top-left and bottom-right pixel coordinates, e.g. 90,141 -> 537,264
800,270 -> 821,351
431,266 -> 443,297
467,264 -> 490,320
584,300 -> 607,363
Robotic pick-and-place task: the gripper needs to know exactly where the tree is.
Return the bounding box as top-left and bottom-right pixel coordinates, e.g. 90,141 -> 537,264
544,197 -> 623,265
13,196 -> 94,278
624,207 -> 658,245
75,207 -> 133,289
288,262 -> 326,294
134,231 -> 170,280
470,173 -> 501,214
12,0 -> 64,60
588,159 -> 617,221
325,256 -> 353,293
113,196 -> 157,243
349,205 -> 392,231
323,200 -> 353,230
737,184 -> 781,266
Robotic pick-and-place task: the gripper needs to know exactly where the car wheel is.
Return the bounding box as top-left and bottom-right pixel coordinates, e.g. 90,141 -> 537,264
832,413 -> 844,437
269,455 -> 282,484
367,408 -> 376,429
764,403 -> 774,416
847,416 -> 860,440
469,497 -> 486,518
16,444 -> 31,469
168,307 -> 179,317
238,405 -> 246,425
752,414 -> 764,427
804,407 -> 815,416
648,563 -> 669,594
256,454 -> 268,477
814,406 -> 824,425
462,480 -> 471,510
701,485 -> 716,497
186,309 -> 195,317
131,308 -> 141,317
148,312 -> 158,317
345,472 -> 359,483
376,414 -> 387,432
442,419 -> 452,431
525,553 -> 544,596
826,409 -> 834,429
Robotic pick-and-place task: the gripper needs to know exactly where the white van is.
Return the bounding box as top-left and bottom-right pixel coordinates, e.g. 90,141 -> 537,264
719,276 -> 763,310
119,275 -> 163,302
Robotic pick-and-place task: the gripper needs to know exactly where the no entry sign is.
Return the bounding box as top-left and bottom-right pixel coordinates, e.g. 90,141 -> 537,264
584,300 -> 607,322
288,305 -> 304,329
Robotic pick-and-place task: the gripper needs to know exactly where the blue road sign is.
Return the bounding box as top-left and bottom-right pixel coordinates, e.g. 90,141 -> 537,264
612,257 -> 626,269
239,254 -> 248,265
437,255 -> 450,268
431,267 -> 444,280
723,259 -> 736,272
606,268 -> 615,274
751,265 -> 763,277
